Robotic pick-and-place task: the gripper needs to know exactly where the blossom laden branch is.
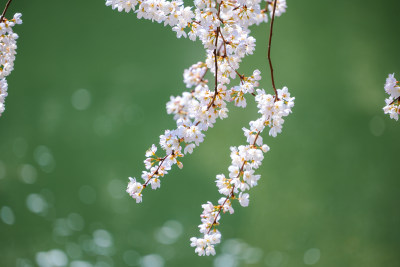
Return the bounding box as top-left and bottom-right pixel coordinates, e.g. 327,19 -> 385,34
0,0 -> 22,117
112,0 -> 286,204
107,0 -> 290,256
190,87 -> 295,256
190,0 -> 296,256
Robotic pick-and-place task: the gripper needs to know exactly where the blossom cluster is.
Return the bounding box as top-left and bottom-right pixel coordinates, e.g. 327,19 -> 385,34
109,0 -> 288,203
126,67 -> 262,203
383,73 -> 400,121
190,87 -> 294,256
0,13 -> 22,117
107,0 -> 292,256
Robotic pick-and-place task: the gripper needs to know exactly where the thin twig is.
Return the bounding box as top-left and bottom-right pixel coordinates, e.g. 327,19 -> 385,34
389,96 -> 400,105
206,0 -> 281,234
207,27 -> 220,111
207,3 -> 222,111
219,30 -> 245,83
268,0 -> 278,98
0,0 -> 14,23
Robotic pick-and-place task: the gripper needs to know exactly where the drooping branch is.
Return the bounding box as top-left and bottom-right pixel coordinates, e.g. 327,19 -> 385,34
201,0 -> 284,243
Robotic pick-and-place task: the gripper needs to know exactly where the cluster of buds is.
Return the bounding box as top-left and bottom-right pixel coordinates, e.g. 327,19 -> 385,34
0,12 -> 22,117
383,73 -> 400,121
190,87 -> 294,256
107,0 -> 292,255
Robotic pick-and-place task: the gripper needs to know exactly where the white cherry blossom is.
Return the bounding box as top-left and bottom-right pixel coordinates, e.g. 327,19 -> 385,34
383,73 -> 400,121
0,13 -> 22,117
191,85 -> 295,255
107,0 -> 291,255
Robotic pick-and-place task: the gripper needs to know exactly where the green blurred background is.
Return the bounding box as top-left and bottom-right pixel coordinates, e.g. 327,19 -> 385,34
0,0 -> 399,266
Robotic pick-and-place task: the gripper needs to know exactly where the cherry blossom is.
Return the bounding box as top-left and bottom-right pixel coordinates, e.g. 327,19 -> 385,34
107,0 -> 293,255
383,73 -> 400,121
0,12 -> 22,117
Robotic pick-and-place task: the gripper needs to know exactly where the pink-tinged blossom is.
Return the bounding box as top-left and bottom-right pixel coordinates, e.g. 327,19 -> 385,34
383,73 -> 400,121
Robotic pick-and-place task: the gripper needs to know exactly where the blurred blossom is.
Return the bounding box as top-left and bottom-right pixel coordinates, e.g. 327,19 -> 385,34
123,250 -> 140,266
304,248 -> 320,265
94,256 -> 114,267
65,242 -> 83,259
40,189 -> 55,203
242,247 -> 263,264
93,229 -> 113,248
110,200 -> 130,214
94,261 -> 112,267
67,213 -> 85,231
140,254 -> 164,267
369,116 -> 385,136
35,249 -> 68,267
265,250 -> 284,267
72,89 -> 92,111
218,239 -> 264,266
92,229 -> 115,256
0,206 -> 15,225
156,246 -> 175,261
0,160 -> 6,179
26,193 -> 48,214
13,137 -> 28,158
107,179 -> 125,199
214,254 -> 238,267
16,258 -> 33,267
70,261 -> 93,267
40,189 -> 56,220
222,239 -> 244,255
154,220 -> 183,245
79,185 -> 96,204
20,164 -> 38,184
34,146 -> 56,173
79,234 -> 94,253
53,219 -> 73,237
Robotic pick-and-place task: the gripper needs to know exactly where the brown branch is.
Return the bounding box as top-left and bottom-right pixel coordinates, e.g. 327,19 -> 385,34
220,29 -> 228,57
216,1 -> 224,24
0,0 -> 13,23
206,185 -> 235,234
203,1 -> 281,234
143,154 -> 170,187
199,67 -> 208,82
207,27 -> 220,111
389,96 -> 400,105
218,30 -> 245,83
206,3 -> 222,111
268,0 -> 278,99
